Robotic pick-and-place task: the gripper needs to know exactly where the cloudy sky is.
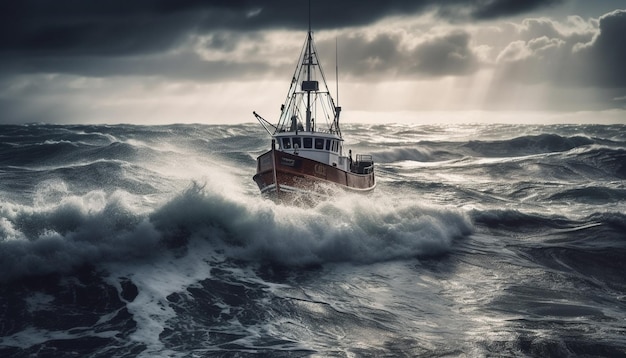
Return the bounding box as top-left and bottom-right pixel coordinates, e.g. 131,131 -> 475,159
1,0 -> 625,125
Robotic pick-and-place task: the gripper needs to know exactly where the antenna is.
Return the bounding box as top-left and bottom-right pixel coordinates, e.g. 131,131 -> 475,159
335,37 -> 339,107
334,37 -> 342,135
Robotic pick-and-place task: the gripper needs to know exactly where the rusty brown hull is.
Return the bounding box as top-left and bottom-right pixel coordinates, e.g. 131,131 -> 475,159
253,149 -> 375,199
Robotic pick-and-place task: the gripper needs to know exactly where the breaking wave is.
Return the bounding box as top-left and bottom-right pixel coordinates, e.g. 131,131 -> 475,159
463,133 -> 596,157
0,183 -> 473,283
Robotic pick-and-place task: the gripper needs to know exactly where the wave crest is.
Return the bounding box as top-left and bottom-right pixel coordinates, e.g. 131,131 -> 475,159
465,134 -> 595,157
0,189 -> 161,282
151,184 -> 473,265
0,183 -> 473,282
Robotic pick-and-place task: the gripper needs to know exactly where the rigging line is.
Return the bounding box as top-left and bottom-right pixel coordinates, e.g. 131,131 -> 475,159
279,37 -> 308,123
320,97 -> 331,127
309,34 -> 336,127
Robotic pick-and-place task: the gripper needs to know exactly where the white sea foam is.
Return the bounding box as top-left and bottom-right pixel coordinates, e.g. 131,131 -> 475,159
0,174 -> 472,283
149,183 -> 473,266
103,238 -> 218,357
0,186 -> 162,282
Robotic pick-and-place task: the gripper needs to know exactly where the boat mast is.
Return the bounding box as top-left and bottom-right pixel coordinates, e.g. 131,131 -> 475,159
305,0 -> 312,132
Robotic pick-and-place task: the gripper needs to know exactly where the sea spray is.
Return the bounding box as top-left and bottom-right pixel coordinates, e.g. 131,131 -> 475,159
0,179 -> 472,282
0,187 -> 161,282
151,183 -> 473,266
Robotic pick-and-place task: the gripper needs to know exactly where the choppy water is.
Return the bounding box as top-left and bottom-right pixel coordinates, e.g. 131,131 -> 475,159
0,123 -> 625,357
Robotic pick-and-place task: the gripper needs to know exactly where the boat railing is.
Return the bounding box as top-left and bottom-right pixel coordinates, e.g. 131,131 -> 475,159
360,164 -> 374,174
276,127 -> 339,135
352,154 -> 374,174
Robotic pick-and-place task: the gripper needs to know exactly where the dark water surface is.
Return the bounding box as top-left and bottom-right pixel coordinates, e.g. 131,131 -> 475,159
1,123 -> 625,357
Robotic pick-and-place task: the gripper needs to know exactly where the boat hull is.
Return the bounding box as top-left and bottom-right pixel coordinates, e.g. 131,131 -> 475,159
253,149 -> 375,200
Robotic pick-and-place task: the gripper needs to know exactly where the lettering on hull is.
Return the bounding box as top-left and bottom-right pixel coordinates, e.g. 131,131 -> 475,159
314,164 -> 326,178
280,157 -> 296,167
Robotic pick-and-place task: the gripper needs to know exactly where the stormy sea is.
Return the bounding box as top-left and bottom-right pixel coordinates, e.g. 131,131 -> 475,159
0,122 -> 625,357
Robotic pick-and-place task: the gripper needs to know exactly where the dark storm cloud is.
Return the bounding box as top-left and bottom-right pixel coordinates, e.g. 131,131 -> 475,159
492,9 -> 626,88
410,31 -> 479,76
0,0 -> 559,84
0,0 -> 562,57
482,9 -> 626,111
588,10 -> 626,87
470,0 -> 563,19
317,29 -> 480,79
329,33 -> 403,76
0,2 -> 200,56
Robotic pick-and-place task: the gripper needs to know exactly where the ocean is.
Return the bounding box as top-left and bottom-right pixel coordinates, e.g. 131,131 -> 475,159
0,123 -> 625,357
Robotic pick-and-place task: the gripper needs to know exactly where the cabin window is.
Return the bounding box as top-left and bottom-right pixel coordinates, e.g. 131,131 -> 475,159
292,137 -> 301,149
325,139 -> 331,150
315,138 -> 324,150
333,141 -> 338,152
282,138 -> 291,149
303,137 -> 312,149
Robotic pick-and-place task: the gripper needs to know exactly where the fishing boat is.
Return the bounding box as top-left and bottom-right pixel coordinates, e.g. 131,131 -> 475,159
252,15 -> 375,200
